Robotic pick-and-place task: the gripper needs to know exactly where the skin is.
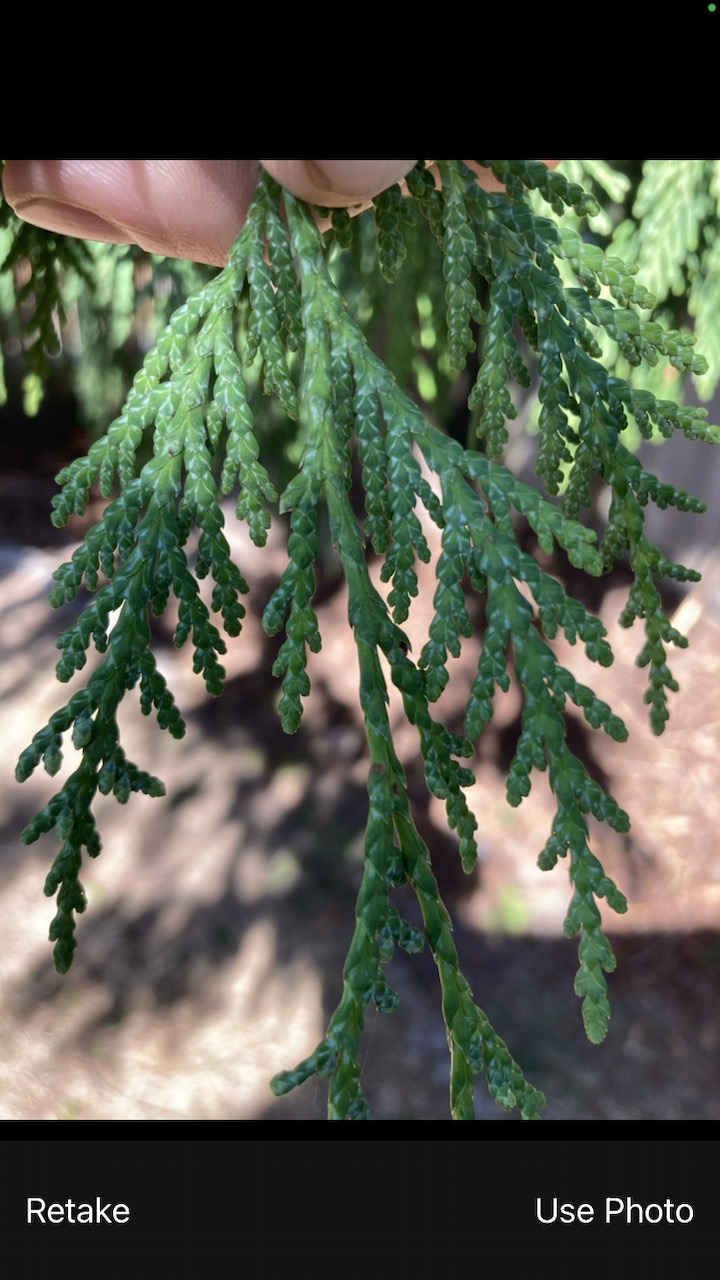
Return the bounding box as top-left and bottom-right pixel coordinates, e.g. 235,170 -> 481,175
2,160 -> 559,267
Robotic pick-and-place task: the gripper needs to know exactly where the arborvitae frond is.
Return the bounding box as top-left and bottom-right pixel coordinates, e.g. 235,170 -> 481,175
436,161 -> 486,371
372,182 -> 413,283
556,159 -> 720,406
14,161 -> 719,1116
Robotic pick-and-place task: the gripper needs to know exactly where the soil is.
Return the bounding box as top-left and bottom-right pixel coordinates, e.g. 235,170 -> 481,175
1,437 -> 719,1122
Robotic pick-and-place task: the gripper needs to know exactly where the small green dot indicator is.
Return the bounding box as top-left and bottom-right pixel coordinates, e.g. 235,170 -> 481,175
710,4 -> 716,10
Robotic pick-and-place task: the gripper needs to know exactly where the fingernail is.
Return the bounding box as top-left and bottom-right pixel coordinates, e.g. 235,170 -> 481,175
13,198 -> 128,245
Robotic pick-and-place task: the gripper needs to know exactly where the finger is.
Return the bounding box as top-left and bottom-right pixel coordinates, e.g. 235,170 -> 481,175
2,159 -> 261,266
3,160 -> 563,267
261,160 -> 418,208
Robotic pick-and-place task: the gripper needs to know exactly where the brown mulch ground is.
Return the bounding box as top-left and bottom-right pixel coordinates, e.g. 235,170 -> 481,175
1,455 -> 719,1122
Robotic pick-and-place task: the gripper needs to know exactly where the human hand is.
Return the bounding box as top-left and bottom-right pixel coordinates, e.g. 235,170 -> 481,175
2,160 -> 558,268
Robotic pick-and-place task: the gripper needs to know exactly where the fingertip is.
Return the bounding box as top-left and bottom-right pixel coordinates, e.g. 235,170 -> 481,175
261,160 -> 418,208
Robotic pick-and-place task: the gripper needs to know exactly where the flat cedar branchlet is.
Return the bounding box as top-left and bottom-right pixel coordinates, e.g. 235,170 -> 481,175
9,161 -> 720,1120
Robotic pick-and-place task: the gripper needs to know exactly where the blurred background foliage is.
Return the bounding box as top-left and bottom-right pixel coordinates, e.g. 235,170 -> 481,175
1,154 -> 717,581
1,158 -> 719,523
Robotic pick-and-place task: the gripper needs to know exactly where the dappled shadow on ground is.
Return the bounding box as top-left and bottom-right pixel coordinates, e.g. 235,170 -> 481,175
1,451 -> 719,1119
266,926 -> 720,1121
